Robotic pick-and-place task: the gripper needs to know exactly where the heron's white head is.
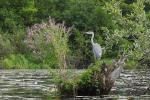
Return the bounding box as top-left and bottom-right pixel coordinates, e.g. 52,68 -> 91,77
85,31 -> 95,44
85,31 -> 94,35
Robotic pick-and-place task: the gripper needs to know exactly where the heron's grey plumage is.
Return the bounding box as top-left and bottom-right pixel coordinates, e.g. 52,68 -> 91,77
85,31 -> 103,59
92,43 -> 102,59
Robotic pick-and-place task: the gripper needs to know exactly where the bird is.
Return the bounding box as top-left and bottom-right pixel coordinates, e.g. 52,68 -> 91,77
85,31 -> 104,59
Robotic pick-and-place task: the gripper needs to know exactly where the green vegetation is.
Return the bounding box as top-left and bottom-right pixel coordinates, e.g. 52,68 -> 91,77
54,62 -> 102,96
54,60 -> 118,96
0,0 -> 150,69
24,18 -> 70,69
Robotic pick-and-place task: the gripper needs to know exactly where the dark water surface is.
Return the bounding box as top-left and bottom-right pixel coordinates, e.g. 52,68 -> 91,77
0,69 -> 149,100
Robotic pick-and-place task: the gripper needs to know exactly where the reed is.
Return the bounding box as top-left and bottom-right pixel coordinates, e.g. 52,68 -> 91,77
25,17 -> 72,78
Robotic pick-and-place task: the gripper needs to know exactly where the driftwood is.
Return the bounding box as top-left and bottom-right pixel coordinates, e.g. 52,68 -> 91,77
110,54 -> 128,80
99,54 -> 128,95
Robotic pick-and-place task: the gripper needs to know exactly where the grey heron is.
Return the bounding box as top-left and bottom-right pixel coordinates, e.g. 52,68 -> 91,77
85,31 -> 104,59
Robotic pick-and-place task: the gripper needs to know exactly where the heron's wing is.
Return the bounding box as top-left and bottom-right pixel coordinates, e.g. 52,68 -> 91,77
92,43 -> 102,58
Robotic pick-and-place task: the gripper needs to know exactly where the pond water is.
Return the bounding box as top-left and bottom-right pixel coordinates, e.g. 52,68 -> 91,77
0,69 -> 149,100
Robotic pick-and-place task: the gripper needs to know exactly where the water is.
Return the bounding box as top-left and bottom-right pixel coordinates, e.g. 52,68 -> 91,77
109,69 -> 150,100
0,70 -> 56,100
0,69 -> 149,100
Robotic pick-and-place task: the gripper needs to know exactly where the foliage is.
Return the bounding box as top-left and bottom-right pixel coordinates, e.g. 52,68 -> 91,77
60,0 -> 115,67
125,59 -> 138,69
55,60 -> 116,96
103,0 -> 150,64
2,54 -> 39,69
0,34 -> 13,59
25,18 -> 71,68
55,61 -> 102,96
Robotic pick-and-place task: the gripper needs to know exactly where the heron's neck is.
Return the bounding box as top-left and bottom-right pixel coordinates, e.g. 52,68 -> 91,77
91,33 -> 94,44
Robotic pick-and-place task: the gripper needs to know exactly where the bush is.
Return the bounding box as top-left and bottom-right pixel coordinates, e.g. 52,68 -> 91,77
25,17 -> 71,69
0,34 -> 13,59
55,60 -> 115,96
2,54 -> 39,69
104,0 -> 150,61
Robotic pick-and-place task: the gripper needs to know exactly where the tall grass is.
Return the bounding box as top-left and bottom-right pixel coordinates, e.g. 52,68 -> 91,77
25,17 -> 72,78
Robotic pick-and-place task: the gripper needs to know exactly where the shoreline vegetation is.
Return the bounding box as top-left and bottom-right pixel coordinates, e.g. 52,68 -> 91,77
0,0 -> 150,69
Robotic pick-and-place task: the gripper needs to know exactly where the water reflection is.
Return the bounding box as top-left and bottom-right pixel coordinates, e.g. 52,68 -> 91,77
0,69 -> 149,100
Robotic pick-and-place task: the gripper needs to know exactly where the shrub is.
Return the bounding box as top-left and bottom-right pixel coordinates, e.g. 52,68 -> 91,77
103,0 -> 150,61
2,54 -> 38,69
55,60 -> 114,96
0,34 -> 13,59
25,17 -> 71,69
